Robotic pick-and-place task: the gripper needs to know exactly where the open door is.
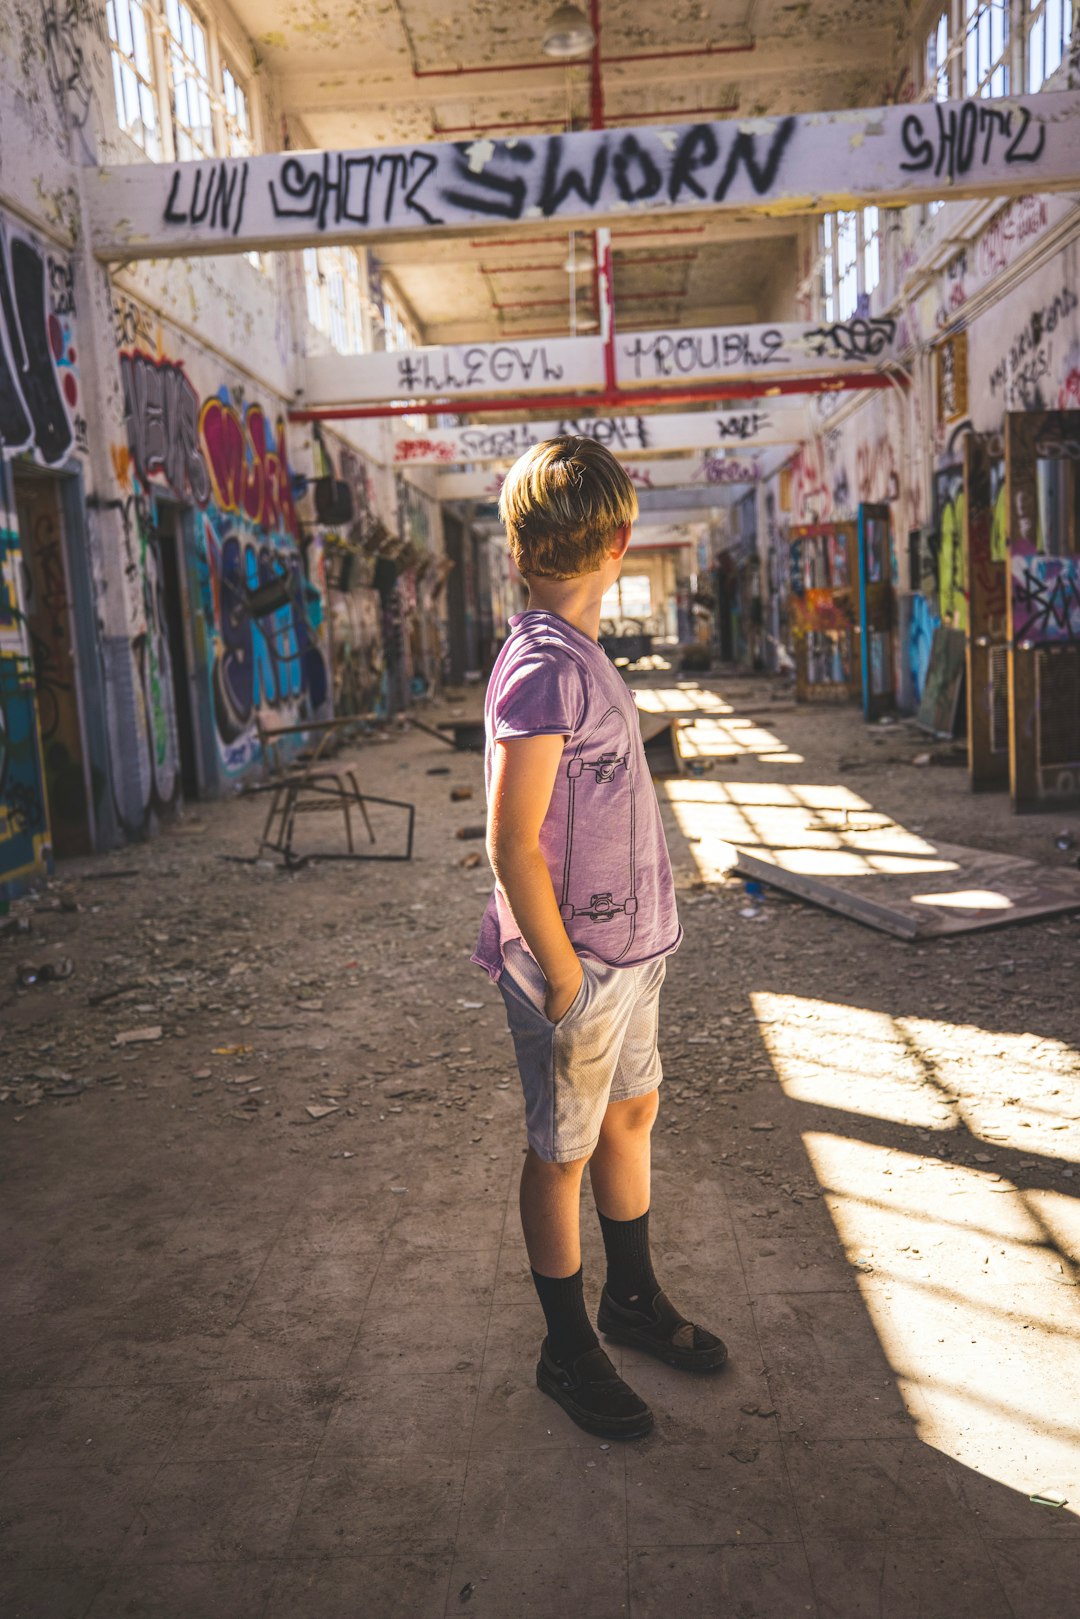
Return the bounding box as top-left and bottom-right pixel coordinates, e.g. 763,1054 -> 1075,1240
789,522 -> 859,702
1004,410 -> 1080,811
964,432 -> 1009,792
857,503 -> 896,721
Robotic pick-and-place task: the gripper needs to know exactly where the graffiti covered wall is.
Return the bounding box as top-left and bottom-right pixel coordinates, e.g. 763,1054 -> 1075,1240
0,213 -> 85,887
109,310 -> 331,794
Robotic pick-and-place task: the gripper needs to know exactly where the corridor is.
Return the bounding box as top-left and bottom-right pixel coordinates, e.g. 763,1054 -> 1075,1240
2,679 -> 1078,1619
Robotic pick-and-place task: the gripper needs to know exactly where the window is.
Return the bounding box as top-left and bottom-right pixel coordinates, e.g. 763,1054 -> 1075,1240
1027,0 -> 1072,89
304,248 -> 368,354
962,0 -> 1010,97
601,575 -> 652,622
820,208 -> 880,322
105,0 -> 162,158
925,8 -> 951,98
106,1 -> 261,169
221,61 -> 253,157
165,0 -> 215,159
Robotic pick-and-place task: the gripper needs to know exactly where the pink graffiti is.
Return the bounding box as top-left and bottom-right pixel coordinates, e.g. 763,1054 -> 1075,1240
394,437 -> 457,463
199,396 -> 299,541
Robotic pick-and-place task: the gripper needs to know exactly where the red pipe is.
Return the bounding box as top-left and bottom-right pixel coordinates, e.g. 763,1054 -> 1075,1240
600,41 -> 756,65
410,41 -> 755,80
289,372 -> 898,424
434,116 -> 568,134
482,254 -> 698,274
589,0 -> 605,133
437,103 -> 737,136
492,296 -> 598,310
469,225 -> 707,248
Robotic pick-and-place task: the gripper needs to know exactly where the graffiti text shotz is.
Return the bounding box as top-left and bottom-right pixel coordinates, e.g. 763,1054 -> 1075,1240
87,91 -> 1080,259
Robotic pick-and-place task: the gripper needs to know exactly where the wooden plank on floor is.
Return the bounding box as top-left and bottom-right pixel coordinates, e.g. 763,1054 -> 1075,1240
734,840 -> 1080,939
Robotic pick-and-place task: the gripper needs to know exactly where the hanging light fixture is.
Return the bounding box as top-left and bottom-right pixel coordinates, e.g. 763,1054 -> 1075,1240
542,3 -> 596,59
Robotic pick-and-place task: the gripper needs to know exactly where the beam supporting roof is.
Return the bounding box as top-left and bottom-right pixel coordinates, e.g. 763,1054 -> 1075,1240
300,318 -> 899,407
392,405 -> 809,463
87,91 -> 1080,261
436,453 -> 762,503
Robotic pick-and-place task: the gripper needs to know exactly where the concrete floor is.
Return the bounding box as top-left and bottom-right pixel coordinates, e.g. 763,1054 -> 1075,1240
2,676 -> 1079,1618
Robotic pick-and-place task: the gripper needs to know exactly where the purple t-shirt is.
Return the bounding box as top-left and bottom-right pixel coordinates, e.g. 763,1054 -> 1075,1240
472,609 -> 681,982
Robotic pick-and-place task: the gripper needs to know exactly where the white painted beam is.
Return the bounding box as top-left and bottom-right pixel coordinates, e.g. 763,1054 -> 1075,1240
436,454 -> 760,503
302,316 -> 897,406
305,338 -> 606,404
393,406 -> 808,464
87,91 -> 1080,261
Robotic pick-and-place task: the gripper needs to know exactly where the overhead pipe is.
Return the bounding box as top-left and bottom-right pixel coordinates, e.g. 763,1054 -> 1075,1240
408,40 -> 754,80
289,373 -> 899,426
435,103 -> 737,136
469,225 -> 708,248
480,254 -> 698,274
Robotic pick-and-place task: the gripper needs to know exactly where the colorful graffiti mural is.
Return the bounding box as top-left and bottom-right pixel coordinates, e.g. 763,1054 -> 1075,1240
0,222 -> 81,885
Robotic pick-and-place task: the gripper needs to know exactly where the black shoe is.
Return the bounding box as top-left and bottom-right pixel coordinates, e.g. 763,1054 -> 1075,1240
597,1286 -> 729,1373
536,1338 -> 654,1439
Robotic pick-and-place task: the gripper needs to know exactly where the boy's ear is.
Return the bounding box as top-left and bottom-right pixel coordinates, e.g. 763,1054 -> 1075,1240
609,523 -> 632,561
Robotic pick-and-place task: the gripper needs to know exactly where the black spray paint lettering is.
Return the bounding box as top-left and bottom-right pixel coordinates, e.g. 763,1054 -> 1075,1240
395,345 -> 565,395
457,424 -> 536,460
621,329 -> 787,381
0,228 -> 73,465
440,119 -> 797,222
268,152 -> 442,231
900,101 -> 1046,185
164,161 -> 250,235
804,317 -> 896,362
714,411 -> 771,442
554,417 -> 651,451
119,350 -> 211,506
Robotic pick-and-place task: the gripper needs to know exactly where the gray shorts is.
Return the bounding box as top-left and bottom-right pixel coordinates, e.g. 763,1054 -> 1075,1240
498,937 -> 667,1164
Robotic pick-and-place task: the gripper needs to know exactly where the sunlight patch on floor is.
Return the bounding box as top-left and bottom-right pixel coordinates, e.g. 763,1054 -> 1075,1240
751,989 -> 1080,1511
662,779 -> 949,881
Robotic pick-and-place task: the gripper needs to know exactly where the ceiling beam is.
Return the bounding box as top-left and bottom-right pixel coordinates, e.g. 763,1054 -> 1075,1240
391,405 -> 810,464
87,90 -> 1080,261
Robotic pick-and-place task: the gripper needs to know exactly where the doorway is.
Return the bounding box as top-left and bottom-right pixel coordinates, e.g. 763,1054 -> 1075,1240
151,504 -> 201,804
13,471 -> 92,858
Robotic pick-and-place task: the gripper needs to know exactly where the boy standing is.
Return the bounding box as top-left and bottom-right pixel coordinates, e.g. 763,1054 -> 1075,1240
473,437 -> 727,1441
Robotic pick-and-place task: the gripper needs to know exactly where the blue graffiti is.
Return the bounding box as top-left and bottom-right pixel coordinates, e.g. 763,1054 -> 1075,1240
908,592 -> 941,704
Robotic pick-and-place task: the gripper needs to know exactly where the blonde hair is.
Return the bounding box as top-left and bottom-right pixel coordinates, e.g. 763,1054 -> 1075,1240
498,436 -> 639,580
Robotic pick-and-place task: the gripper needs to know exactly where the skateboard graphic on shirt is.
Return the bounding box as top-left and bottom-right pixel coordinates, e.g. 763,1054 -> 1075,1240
558,703 -> 638,961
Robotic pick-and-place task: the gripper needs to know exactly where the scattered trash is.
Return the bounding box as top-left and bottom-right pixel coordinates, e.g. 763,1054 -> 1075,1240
450,786 -> 473,802
1054,830 -> 1076,852
305,1103 -> 339,1121
0,916 -> 31,939
391,1185 -> 407,1193
114,1025 -> 163,1046
212,1045 -> 253,1056
749,1121 -> 777,1132
739,906 -> 764,920
1030,1487 -> 1068,1508
728,1444 -> 758,1464
460,851 -> 483,869
456,824 -> 486,840
297,999 -> 324,1012
426,767 -> 451,776
912,752 -> 932,766
458,1584 -> 474,1603
16,958 -> 74,987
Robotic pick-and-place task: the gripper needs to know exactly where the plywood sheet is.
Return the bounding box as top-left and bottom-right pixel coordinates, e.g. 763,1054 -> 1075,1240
735,839 -> 1080,939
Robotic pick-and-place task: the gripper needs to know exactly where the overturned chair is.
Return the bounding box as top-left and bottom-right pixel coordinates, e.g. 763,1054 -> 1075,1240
255,715 -> 415,866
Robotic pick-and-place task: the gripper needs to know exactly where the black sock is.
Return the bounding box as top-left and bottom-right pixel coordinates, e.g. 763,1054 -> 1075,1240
531,1266 -> 599,1364
598,1209 -> 661,1312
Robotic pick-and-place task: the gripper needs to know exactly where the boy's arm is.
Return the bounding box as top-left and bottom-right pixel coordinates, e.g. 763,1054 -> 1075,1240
487,734 -> 583,1024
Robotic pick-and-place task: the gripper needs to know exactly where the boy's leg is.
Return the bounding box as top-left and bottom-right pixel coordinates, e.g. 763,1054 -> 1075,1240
519,1148 -> 598,1365
590,1088 -> 727,1370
